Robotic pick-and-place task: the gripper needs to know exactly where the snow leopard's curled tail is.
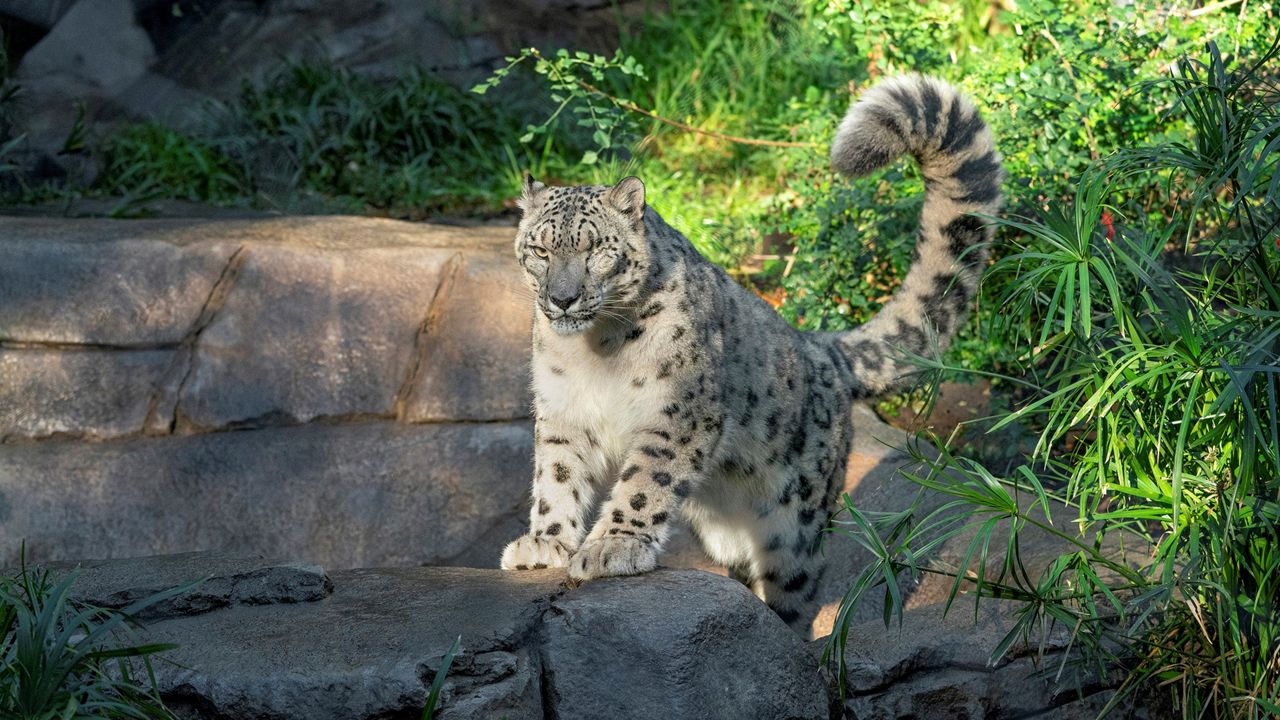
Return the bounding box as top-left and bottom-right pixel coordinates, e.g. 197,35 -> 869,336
829,74 -> 1004,398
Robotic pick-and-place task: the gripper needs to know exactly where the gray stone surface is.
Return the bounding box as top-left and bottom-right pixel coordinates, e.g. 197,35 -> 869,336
0,216 -> 539,572
543,570 -> 831,720
23,552 -> 1138,719
828,600 -> 1132,720
0,0 -> 78,29
17,0 -> 154,96
0,421 -> 533,569
401,250 -> 534,423
0,216 -> 531,439
0,348 -> 171,439
0,225 -> 239,346
15,0 -> 155,154
56,557 -> 829,720
149,0 -> 645,98
52,552 -> 332,621
176,243 -> 451,429
143,564 -> 560,720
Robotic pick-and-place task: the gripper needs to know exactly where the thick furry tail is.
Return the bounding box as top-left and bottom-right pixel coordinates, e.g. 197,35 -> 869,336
829,74 -> 1004,398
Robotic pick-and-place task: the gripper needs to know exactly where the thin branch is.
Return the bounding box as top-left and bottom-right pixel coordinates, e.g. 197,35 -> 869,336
1186,0 -> 1245,17
529,48 -> 821,149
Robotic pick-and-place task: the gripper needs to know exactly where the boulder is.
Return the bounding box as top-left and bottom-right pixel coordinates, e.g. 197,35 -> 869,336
0,216 -> 532,440
41,554 -> 832,720
14,0 -> 155,157
827,599 -> 1135,720
542,569 -> 832,720
0,420 -> 534,569
17,0 -> 154,98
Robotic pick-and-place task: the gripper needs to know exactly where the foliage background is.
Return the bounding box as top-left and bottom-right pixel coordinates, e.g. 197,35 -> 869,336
2,1 -> 1278,716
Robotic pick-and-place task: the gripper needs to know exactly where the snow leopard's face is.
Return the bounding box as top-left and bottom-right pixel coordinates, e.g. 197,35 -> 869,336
514,176 -> 650,336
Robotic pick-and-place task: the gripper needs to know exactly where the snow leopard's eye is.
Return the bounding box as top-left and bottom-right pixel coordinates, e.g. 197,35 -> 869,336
530,245 -> 549,259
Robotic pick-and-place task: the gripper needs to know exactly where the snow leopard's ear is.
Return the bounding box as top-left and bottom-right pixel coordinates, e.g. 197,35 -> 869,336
518,172 -> 547,214
605,176 -> 645,226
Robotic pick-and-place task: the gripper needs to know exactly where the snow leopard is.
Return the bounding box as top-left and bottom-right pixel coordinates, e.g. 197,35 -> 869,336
499,74 -> 1004,634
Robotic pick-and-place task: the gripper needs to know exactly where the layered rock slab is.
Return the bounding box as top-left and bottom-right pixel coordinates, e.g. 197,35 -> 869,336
47,554 -> 831,720
0,421 -> 533,569
0,216 -> 537,570
0,216 -> 532,441
829,600 -> 1135,720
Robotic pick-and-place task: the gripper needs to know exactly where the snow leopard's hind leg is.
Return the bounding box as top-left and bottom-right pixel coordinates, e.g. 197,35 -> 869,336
690,454 -> 849,637
751,464 -> 848,636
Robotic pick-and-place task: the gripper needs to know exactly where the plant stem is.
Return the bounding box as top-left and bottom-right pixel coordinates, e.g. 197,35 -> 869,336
528,49 -> 822,149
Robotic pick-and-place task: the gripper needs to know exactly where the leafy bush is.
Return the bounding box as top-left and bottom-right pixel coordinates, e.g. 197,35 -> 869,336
97,62 -> 577,216
1,558 -> 187,719
478,0 -> 1273,359
825,40 -> 1280,718
99,123 -> 245,204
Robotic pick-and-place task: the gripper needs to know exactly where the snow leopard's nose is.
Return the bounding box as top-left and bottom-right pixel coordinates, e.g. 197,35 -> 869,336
549,290 -> 580,311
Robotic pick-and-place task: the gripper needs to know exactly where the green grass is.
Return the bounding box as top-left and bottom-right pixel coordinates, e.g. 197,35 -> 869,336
1,555 -> 192,719
92,62 -> 581,218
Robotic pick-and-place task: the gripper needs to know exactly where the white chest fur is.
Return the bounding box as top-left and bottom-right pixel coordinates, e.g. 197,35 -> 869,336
531,323 -> 670,471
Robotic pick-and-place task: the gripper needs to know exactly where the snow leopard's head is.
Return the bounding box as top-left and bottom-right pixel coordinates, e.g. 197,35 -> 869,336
514,175 -> 651,335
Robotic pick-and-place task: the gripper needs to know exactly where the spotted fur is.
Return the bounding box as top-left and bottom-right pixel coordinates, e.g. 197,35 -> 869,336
500,75 -> 1004,635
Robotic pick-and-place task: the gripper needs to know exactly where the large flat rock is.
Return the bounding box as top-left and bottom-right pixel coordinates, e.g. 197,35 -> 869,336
0,216 -> 532,439
45,554 -> 830,720
0,420 -> 533,569
826,600 -> 1134,720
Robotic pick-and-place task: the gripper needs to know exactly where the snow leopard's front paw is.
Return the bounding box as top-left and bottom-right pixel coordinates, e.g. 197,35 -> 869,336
569,536 -> 658,580
501,535 -> 573,570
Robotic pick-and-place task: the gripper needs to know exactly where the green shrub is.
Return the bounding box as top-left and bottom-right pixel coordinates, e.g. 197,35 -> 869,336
825,40 -> 1280,718
479,0 -> 1274,360
99,123 -> 245,204
97,62 -> 579,216
0,558 -> 189,719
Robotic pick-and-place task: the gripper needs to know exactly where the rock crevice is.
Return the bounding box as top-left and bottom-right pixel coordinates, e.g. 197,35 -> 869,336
145,244 -> 249,435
